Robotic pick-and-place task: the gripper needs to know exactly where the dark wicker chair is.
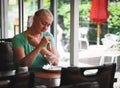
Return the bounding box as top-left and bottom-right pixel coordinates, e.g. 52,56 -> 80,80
0,39 -> 35,88
0,38 -> 14,88
0,38 -> 15,71
10,72 -> 35,88
58,63 -> 116,88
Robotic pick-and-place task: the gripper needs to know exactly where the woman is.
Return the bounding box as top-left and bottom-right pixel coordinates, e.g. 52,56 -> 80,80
12,9 -> 59,71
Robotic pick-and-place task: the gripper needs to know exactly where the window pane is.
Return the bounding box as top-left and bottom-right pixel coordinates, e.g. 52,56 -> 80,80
57,0 -> 70,67
8,0 -> 18,38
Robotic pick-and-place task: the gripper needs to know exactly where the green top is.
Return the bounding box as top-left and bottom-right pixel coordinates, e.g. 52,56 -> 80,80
12,31 -> 55,71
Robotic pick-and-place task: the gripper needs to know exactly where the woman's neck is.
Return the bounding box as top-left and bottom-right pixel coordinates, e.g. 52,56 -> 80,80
25,28 -> 41,38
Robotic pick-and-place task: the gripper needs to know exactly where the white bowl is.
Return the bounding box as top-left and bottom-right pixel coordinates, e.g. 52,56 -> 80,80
0,70 -> 16,77
18,66 -> 28,73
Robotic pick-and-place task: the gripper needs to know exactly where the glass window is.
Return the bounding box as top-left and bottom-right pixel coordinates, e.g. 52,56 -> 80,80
57,0 -> 70,67
8,0 -> 38,38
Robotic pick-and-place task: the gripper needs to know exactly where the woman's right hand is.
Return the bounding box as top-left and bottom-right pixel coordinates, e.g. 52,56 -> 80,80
38,36 -> 51,47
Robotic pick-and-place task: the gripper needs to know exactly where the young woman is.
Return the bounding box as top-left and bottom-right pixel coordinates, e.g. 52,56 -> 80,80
12,9 -> 59,71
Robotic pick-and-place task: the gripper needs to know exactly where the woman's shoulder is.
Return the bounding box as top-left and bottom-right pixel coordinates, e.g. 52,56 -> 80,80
13,32 -> 26,39
13,32 -> 27,42
12,32 -> 28,47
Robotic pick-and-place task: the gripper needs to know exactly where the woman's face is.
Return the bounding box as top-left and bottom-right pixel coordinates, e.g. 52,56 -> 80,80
34,15 -> 53,33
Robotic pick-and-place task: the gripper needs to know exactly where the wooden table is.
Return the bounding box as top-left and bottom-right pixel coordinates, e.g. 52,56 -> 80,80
34,70 -> 61,87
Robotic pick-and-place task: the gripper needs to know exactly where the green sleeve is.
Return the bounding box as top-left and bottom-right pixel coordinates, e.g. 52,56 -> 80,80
12,34 -> 25,48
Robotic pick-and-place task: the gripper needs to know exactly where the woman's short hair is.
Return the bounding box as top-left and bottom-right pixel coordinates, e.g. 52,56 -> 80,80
34,9 -> 53,20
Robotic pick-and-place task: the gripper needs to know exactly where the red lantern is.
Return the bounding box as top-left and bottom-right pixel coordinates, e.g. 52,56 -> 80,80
89,0 -> 109,45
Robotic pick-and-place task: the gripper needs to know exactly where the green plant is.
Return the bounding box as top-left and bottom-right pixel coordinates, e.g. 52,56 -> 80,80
108,2 -> 120,33
58,3 -> 70,30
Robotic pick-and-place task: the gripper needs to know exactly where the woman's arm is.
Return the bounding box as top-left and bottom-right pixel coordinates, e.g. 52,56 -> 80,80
28,33 -> 59,66
13,36 -> 51,66
41,45 -> 59,65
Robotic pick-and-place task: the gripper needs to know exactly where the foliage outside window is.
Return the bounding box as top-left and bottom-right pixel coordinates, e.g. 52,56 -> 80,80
108,2 -> 120,33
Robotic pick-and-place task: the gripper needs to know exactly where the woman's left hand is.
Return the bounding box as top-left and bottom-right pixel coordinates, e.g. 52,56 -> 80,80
52,58 -> 59,66
44,54 -> 59,66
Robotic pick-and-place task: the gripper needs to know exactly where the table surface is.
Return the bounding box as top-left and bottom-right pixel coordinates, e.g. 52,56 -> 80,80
35,70 -> 61,79
79,45 -> 120,59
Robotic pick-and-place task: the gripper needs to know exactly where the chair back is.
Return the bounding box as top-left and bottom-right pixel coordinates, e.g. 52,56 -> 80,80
101,33 -> 120,50
0,39 -> 15,71
60,63 -> 116,88
0,80 -> 10,88
0,39 -> 35,88
79,27 -> 89,49
104,33 -> 119,41
79,27 -> 89,34
11,72 -> 34,88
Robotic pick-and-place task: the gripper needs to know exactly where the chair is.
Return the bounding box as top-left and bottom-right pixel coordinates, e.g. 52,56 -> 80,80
0,39 -> 35,88
99,33 -> 120,65
101,33 -> 120,48
0,39 -> 15,88
79,27 -> 89,50
10,72 -> 35,88
0,70 -> 16,88
59,63 -> 116,88
0,38 -> 15,71
0,80 -> 10,88
104,33 -> 119,41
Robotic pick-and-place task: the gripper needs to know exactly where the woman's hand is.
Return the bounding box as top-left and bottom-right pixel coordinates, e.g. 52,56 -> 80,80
28,34 -> 51,48
38,36 -> 51,47
52,58 -> 59,66
44,54 -> 59,66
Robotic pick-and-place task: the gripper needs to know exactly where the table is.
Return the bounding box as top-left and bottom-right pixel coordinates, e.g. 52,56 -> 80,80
79,45 -> 120,66
34,70 -> 61,87
79,45 -> 106,59
99,48 -> 120,65
0,70 -> 16,87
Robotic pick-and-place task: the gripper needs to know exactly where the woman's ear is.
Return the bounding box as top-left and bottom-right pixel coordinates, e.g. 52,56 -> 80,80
27,16 -> 33,28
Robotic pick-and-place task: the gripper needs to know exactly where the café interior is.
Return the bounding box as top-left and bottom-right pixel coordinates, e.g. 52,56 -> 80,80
0,0 -> 120,88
